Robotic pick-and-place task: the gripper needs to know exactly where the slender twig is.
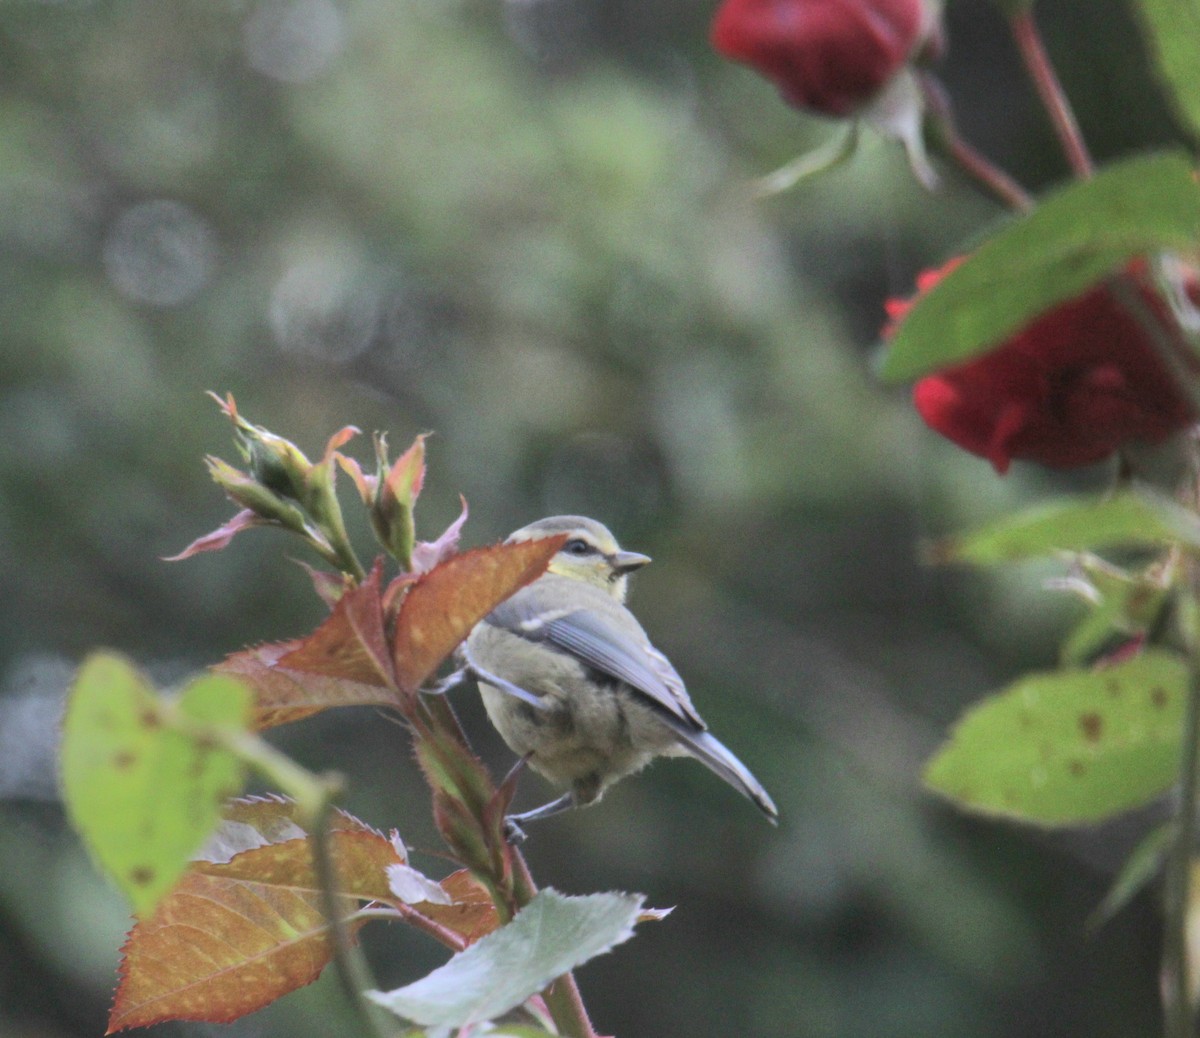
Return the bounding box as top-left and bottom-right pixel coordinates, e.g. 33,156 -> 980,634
752,125 -> 859,197
941,129 -> 1034,212
1164,645 -> 1200,1038
916,72 -> 1033,212
214,728 -> 399,1038
1009,9 -> 1094,178
414,685 -> 599,1037
352,904 -> 469,952
308,788 -> 401,1038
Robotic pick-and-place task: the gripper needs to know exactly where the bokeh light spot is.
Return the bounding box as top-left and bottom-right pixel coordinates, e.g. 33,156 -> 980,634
102,199 -> 217,307
243,0 -> 346,84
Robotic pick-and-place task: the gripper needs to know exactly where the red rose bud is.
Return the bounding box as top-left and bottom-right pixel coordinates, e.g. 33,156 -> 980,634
885,260 -> 1198,474
711,0 -> 930,117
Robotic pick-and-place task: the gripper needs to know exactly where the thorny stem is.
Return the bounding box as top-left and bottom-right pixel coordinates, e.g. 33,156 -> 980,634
353,905 -> 468,952
1009,9 -> 1094,178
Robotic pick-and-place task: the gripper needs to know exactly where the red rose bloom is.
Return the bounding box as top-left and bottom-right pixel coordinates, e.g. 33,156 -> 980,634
711,0 -> 926,117
885,260 -> 1198,474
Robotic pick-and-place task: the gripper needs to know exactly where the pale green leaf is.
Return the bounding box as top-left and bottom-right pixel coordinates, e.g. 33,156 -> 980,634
367,889 -> 644,1028
1136,0 -> 1200,142
1059,557 -> 1172,666
924,650 -> 1187,825
61,653 -> 251,915
930,490 -> 1200,566
1088,822 -> 1174,929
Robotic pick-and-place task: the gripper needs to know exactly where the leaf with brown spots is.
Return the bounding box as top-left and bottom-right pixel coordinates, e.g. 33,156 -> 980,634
61,655 -> 251,918
925,649 -> 1188,825
392,536 -> 566,694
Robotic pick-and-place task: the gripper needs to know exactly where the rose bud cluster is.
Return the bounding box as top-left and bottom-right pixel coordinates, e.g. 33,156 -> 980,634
710,0 -> 940,117
885,260 -> 1199,474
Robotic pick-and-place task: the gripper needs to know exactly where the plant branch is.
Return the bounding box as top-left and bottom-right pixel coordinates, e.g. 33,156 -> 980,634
1009,9 -> 1093,178
221,730 -> 399,1038
307,788 -> 400,1038
414,692 -> 599,1038
751,124 -> 859,197
941,127 -> 1034,212
1164,632 -> 1200,1038
917,72 -> 1032,212
352,905 -> 469,953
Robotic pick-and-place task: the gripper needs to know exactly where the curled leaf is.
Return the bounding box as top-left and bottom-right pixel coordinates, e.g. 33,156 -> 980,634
163,508 -> 262,561
411,495 -> 469,574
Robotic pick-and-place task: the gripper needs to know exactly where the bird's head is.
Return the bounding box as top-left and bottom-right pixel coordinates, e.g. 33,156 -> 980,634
506,515 -> 650,602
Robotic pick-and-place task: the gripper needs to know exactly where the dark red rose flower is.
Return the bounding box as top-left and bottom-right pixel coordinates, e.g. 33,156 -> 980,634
885,259 -> 1198,474
711,0 -> 927,117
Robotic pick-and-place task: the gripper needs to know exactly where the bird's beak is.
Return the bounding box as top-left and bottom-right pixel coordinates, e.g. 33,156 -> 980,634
612,550 -> 651,574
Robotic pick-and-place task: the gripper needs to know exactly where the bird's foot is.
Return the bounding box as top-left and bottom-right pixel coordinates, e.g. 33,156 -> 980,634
502,817 -> 530,844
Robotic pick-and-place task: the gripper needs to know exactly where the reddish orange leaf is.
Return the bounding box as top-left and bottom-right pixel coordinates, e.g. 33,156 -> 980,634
197,828 -> 402,900
420,868 -> 501,944
109,798 -> 502,1030
108,862 -> 367,1031
216,641 -> 398,729
110,799 -> 394,1031
392,536 -> 566,694
277,560 -> 396,689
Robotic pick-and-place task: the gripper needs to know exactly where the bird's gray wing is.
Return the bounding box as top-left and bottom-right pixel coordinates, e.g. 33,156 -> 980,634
487,587 -> 707,730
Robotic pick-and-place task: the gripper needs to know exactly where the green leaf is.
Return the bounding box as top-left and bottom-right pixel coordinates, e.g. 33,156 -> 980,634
1088,822 -> 1174,929
924,649 -> 1188,825
929,490 -> 1200,566
1136,0 -> 1200,142
61,653 -> 251,916
367,889 -> 644,1028
1059,556 -> 1172,666
880,152 -> 1200,381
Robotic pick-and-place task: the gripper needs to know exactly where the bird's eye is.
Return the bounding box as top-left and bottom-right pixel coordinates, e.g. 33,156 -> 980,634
563,538 -> 594,557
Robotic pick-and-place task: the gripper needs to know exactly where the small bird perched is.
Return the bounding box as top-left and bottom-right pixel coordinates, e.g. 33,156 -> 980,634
464,515 -> 778,836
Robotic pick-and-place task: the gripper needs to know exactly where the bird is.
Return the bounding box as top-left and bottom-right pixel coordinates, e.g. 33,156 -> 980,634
463,515 -> 778,837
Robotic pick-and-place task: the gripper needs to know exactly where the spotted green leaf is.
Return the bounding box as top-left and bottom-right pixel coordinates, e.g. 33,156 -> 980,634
924,650 -> 1188,825
61,653 -> 251,916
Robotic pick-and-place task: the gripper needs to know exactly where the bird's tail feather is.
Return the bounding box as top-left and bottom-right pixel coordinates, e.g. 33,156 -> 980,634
665,722 -> 778,823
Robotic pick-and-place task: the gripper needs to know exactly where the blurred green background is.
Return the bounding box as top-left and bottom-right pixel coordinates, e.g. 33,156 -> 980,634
0,0 -> 1187,1034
